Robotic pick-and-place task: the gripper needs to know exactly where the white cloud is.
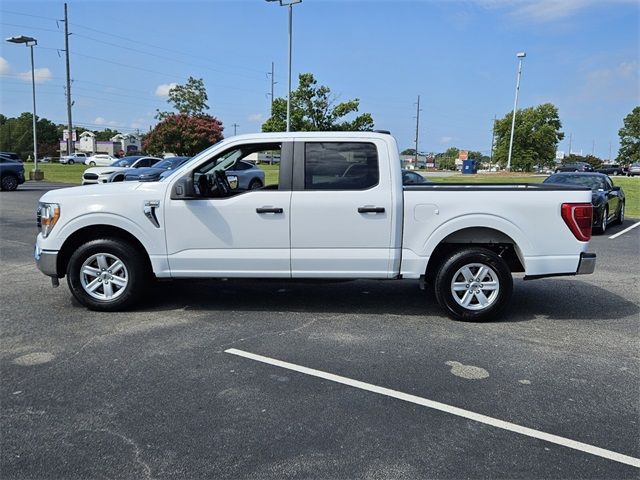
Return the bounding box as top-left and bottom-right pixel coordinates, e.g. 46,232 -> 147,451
248,113 -> 264,122
94,117 -> 107,125
440,136 -> 453,144
476,0 -> 636,22
0,57 -> 10,75
155,83 -> 177,97
18,67 -> 52,84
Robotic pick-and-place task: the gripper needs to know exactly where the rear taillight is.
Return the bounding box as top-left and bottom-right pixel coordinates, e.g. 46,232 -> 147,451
561,203 -> 592,242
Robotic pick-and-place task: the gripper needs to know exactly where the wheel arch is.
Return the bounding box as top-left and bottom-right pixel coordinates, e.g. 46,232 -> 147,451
424,225 -> 526,283
57,225 -> 152,278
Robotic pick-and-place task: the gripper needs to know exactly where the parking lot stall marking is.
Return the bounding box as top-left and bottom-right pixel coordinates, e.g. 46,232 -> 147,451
609,221 -> 640,239
225,348 -> 640,469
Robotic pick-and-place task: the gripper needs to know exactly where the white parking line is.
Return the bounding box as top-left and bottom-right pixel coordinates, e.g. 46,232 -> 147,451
225,348 -> 640,469
609,221 -> 640,239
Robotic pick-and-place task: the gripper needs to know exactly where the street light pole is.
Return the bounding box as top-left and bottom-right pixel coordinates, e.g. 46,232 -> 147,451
6,35 -> 41,179
266,0 -> 302,132
507,51 -> 526,172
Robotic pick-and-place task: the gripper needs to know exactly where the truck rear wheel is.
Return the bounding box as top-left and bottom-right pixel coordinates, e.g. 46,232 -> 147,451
66,238 -> 149,311
434,247 -> 512,322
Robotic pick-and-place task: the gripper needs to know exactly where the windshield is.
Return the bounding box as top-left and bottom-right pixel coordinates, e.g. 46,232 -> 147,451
110,156 -> 140,167
544,174 -> 607,190
155,157 -> 190,170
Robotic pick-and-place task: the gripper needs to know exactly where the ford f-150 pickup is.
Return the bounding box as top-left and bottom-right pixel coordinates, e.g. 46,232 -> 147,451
34,132 -> 596,321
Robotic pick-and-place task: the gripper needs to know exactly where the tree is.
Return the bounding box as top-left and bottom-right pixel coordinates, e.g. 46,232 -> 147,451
0,112 -> 59,159
157,76 -> 209,119
144,113 -> 223,156
94,128 -> 121,141
563,153 -> 603,169
401,148 -> 416,156
617,106 -> 640,163
262,73 -> 374,132
435,147 -> 459,170
493,103 -> 564,172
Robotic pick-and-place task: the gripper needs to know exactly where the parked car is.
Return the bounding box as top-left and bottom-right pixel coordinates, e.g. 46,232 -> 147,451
85,154 -> 117,167
555,162 -> 594,173
596,164 -> 624,176
110,156 -> 191,182
60,153 -> 87,165
35,132 -> 597,322
0,157 -> 26,191
543,172 -> 625,233
627,163 -> 640,176
0,152 -> 21,162
82,156 -> 162,185
224,160 -> 265,190
402,169 -> 431,185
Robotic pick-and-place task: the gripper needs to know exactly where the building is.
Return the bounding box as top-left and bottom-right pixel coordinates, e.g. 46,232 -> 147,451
60,132 -> 143,156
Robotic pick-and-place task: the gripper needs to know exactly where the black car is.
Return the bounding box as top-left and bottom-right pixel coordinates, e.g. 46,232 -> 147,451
543,172 -> 625,233
109,156 -> 191,182
0,157 -> 26,191
0,152 -> 21,162
555,161 -> 594,173
402,170 -> 431,185
596,164 -> 625,176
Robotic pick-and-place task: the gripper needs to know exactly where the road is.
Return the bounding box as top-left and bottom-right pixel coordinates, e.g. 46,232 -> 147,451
1,183 -> 639,479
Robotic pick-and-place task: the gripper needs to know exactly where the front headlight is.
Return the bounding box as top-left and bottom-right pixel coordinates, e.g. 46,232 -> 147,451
37,202 -> 60,238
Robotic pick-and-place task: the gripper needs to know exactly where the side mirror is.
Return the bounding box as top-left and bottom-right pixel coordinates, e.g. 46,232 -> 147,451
227,175 -> 238,190
171,175 -> 196,199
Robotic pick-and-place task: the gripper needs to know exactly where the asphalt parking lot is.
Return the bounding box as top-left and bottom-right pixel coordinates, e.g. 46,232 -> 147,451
1,183 -> 639,479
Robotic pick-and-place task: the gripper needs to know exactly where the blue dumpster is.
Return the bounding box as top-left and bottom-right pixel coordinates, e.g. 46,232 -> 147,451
462,159 -> 477,174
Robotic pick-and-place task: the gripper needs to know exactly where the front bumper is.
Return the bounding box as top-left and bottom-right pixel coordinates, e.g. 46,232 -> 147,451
34,243 -> 59,277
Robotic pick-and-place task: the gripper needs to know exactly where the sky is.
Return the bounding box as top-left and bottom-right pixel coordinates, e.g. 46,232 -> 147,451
1,0 -> 638,158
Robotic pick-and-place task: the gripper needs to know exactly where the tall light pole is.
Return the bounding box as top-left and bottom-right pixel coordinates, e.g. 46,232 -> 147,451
266,0 -> 302,132
506,51 -> 526,171
6,35 -> 42,179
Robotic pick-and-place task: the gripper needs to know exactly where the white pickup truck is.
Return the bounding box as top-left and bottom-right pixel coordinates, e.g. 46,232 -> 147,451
35,132 -> 596,321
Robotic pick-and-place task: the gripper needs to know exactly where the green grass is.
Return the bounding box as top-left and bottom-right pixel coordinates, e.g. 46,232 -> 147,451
24,162 -> 639,218
24,162 -> 87,184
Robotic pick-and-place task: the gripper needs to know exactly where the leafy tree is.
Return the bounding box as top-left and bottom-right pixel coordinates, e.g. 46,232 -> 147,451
0,112 -> 59,160
617,106 -> 640,163
401,148 -> 416,156
157,76 -> 209,119
493,103 -> 564,172
144,113 -> 223,156
262,73 -> 374,132
435,147 -> 459,170
563,153 -> 603,169
94,128 -> 121,141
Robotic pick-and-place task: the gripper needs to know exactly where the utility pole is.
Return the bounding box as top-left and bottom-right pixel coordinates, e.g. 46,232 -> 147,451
232,123 -> 239,136
489,114 -> 496,172
267,62 -> 277,115
568,133 -> 572,155
414,95 -> 422,166
64,3 -> 74,154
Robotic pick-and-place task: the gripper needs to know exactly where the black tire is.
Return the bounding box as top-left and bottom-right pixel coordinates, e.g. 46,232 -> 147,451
1,174 -> 19,191
594,206 -> 608,234
89,161 -> 96,166
248,178 -> 263,190
434,248 -> 513,322
614,202 -> 625,225
66,238 -> 150,311
68,159 -> 75,165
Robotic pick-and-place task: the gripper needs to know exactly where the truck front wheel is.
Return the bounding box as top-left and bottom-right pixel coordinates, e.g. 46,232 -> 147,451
434,248 -> 512,322
66,238 -> 149,311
